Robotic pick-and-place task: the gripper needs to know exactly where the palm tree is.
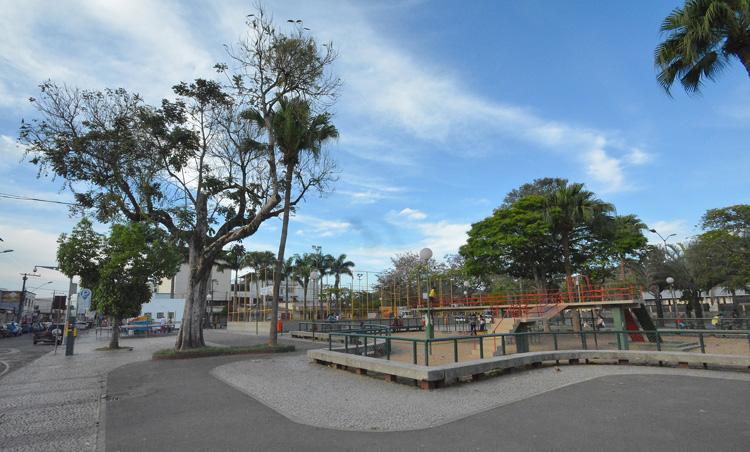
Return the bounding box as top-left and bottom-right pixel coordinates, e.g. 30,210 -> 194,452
543,183 -> 614,282
293,253 -> 316,320
610,215 -> 648,283
318,253 -> 335,317
243,251 -> 276,320
329,254 -> 355,315
655,0 -> 750,96
215,244 -> 247,323
266,97 -> 338,340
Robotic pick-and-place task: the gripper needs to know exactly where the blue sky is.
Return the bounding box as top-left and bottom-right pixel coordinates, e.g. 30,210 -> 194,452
2,0 -> 750,296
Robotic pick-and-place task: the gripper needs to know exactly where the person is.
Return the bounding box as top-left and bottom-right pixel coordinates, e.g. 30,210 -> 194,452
712,312 -> 724,330
677,315 -> 686,329
469,313 -> 477,335
479,314 -> 485,333
596,315 -> 606,330
731,311 -> 742,330
328,314 -> 335,323
159,316 -> 167,333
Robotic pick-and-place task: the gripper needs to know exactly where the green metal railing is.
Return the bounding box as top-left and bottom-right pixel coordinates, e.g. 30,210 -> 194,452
329,329 -> 750,367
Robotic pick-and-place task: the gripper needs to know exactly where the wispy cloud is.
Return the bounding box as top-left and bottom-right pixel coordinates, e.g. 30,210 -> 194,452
317,4 -> 651,194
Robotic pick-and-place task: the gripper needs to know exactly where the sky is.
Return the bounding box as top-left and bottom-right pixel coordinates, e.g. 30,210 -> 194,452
2,0 -> 750,297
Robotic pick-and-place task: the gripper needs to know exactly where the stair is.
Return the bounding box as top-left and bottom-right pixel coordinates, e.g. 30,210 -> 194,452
469,303 -> 567,359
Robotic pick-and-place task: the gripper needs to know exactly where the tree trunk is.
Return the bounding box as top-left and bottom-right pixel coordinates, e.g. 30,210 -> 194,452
561,229 -> 581,331
109,315 -> 122,349
619,255 -> 626,282
692,292 -> 706,329
651,285 -> 665,327
175,242 -> 211,350
269,164 -> 295,346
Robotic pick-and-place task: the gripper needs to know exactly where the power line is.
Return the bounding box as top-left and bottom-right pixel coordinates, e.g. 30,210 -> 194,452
0,192 -> 77,206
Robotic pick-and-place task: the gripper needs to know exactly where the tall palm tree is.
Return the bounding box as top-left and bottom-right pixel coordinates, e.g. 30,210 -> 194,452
329,254 -> 355,315
215,244 -> 246,322
543,183 -> 613,331
655,0 -> 750,96
269,98 -> 337,327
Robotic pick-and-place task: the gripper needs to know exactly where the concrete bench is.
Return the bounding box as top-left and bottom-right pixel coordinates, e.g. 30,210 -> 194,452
308,348 -> 750,390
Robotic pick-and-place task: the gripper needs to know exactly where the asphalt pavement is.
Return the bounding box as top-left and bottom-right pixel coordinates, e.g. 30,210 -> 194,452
2,329 -> 750,452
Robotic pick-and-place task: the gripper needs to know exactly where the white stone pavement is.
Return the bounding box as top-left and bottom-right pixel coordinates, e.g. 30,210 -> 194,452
4,330 -> 750,450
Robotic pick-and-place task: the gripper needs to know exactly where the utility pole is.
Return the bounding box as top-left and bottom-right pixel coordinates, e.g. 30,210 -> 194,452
18,271 -> 41,323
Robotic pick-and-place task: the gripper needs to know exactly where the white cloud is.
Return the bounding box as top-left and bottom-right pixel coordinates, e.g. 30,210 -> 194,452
292,214 -> 351,238
398,208 -> 426,221
644,220 -> 693,246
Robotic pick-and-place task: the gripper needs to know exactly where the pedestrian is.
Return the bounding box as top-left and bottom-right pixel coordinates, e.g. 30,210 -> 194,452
160,316 -> 167,333
712,312 -> 724,330
469,313 -> 477,335
731,311 -> 742,330
677,315 -> 686,329
479,314 -> 485,333
596,315 -> 606,330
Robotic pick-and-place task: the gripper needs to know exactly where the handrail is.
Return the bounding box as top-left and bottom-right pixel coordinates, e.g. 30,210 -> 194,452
328,329 -> 750,366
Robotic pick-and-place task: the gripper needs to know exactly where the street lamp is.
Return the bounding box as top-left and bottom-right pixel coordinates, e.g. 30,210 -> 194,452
649,229 -> 676,253
310,270 -> 320,321
357,273 -> 363,318
419,247 -> 433,339
666,276 -> 676,307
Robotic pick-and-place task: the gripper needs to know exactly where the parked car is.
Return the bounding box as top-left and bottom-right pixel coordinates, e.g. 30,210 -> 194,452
76,321 -> 89,330
33,323 -> 64,345
453,315 -> 467,323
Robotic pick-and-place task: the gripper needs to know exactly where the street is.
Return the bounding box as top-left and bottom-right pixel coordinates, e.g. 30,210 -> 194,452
0,332 -> 64,380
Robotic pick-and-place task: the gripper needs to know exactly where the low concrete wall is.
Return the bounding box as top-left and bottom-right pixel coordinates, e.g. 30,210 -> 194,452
227,321 -> 272,334
308,348 -> 750,390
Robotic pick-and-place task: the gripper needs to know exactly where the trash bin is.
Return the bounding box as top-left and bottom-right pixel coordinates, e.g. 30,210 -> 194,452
277,321 -> 283,333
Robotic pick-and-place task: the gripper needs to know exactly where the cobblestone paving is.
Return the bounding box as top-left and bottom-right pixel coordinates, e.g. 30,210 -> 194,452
0,334 -> 174,452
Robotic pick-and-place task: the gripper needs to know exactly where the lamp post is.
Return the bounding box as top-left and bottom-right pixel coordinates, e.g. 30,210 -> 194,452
649,229 -> 676,254
18,270 -> 41,323
420,247 -> 433,339
357,273 -> 363,318
666,276 -> 675,308
34,265 -> 77,356
310,270 -> 320,321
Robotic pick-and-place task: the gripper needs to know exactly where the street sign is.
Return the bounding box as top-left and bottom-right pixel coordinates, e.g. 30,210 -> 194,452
78,288 -> 92,310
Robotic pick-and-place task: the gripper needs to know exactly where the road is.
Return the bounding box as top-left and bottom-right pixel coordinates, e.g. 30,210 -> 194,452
0,332 -> 65,379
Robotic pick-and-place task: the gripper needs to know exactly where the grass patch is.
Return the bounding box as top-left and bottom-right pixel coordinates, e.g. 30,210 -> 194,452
152,344 -> 294,360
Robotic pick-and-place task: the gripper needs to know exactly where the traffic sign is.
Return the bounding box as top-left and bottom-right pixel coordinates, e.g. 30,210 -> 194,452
78,288 -> 92,310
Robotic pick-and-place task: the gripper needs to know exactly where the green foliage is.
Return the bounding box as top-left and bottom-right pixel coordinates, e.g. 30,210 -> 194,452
461,196 -> 561,292
57,219 -> 182,319
655,0 -> 750,96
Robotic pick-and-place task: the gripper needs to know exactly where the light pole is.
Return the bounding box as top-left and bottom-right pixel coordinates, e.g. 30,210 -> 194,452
357,273 -> 363,318
420,247 -> 433,339
310,270 -> 320,321
34,265 -> 77,356
666,276 -> 676,308
18,270 -> 41,323
649,229 -> 676,254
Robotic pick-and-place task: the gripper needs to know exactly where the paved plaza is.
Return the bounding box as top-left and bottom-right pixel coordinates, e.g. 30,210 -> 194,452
1,330 -> 750,451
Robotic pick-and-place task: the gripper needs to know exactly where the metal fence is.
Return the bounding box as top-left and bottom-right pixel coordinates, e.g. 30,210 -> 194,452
329,329 -> 750,367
